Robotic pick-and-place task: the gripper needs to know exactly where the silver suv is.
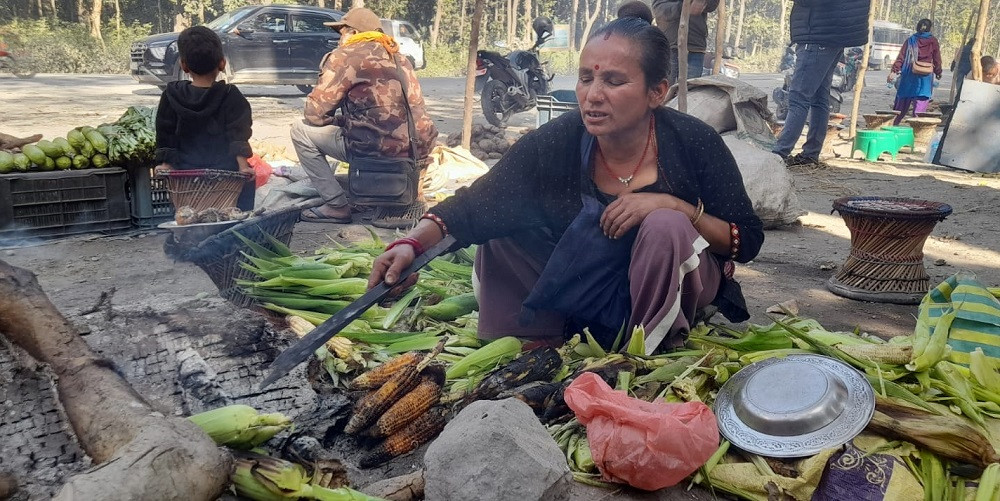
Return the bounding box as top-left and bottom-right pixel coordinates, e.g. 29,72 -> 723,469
380,19 -> 425,70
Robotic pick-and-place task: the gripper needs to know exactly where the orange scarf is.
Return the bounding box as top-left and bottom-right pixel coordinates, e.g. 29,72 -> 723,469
343,31 -> 399,55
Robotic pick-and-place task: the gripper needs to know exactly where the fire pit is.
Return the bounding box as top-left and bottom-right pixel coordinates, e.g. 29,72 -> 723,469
827,196 -> 952,304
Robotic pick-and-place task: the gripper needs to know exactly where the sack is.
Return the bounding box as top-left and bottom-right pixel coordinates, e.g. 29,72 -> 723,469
347,154 -> 417,207
563,373 -> 719,491
912,60 -> 934,76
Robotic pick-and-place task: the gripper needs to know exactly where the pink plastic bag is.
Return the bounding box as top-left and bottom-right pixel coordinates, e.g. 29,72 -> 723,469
564,372 -> 719,491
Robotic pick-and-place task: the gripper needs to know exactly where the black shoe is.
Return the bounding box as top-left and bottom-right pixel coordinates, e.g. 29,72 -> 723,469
784,153 -> 819,167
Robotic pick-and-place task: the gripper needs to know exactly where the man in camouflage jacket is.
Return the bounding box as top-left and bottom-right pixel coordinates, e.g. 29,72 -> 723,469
292,7 -> 438,223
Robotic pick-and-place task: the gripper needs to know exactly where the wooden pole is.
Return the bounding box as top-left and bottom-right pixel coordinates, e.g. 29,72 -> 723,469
677,0 -> 692,112
714,0 -> 725,74
462,0 -> 486,150
929,0 -> 936,26
849,0 -> 878,140
972,0 -> 991,82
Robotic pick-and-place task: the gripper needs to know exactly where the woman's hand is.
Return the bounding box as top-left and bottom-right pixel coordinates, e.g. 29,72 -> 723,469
887,73 -> 896,83
600,193 -> 686,239
368,244 -> 420,295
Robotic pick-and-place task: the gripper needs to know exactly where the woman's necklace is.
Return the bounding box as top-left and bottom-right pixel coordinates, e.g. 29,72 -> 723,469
597,114 -> 655,187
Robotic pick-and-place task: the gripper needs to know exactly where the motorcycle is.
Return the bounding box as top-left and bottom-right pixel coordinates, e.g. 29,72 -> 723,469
0,41 -> 34,78
477,17 -> 554,127
772,45 -> 859,120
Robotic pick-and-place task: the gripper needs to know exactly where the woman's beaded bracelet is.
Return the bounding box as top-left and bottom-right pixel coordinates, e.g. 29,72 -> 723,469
690,198 -> 705,226
420,213 -> 449,236
385,237 -> 425,256
729,223 -> 741,260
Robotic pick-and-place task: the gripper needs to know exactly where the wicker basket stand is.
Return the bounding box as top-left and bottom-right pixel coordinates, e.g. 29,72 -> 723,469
160,169 -> 252,212
827,197 -> 952,304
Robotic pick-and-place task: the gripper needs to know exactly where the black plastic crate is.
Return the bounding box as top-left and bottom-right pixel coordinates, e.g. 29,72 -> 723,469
0,168 -> 131,242
536,90 -> 579,127
127,166 -> 174,227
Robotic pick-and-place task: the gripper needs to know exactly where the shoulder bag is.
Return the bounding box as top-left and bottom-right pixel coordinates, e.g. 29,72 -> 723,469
346,52 -> 420,207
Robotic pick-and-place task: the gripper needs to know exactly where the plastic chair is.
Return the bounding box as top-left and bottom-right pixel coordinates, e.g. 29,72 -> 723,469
851,130 -> 898,162
881,125 -> 916,153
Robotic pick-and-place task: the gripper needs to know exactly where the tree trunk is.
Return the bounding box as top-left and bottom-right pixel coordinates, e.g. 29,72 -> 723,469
724,0 -> 734,44
733,0 -> 745,53
713,0 -> 725,74
352,0 -> 365,8
89,0 -> 103,42
580,0 -> 602,44
459,0 -> 467,39
779,0 -> 787,46
569,0 -> 579,50
971,0 -> 991,81
677,0 -> 692,112
883,0 -> 891,20
462,0 -> 486,150
317,0 -> 326,7
849,0 -> 878,139
522,0 -> 532,45
48,0 -> 56,19
929,0 -> 936,26
76,0 -> 85,23
430,0 -> 444,46
507,0 -> 518,47
114,0 -> 121,34
951,10 -> 977,102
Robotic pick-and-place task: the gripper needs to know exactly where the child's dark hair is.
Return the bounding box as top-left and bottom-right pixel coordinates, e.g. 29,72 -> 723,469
588,17 -> 670,87
983,56 -> 997,73
177,26 -> 224,75
916,18 -> 932,33
617,1 -> 653,24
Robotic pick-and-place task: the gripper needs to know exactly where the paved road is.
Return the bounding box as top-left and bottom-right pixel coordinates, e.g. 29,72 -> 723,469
0,70 -> 956,153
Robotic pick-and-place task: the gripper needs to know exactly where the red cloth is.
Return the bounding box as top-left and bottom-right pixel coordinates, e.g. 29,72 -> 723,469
892,35 -> 942,77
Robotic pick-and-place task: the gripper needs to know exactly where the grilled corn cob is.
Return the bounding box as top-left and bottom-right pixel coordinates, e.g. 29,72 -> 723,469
346,364 -> 422,434
835,342 -> 912,365
188,404 -> 291,449
359,410 -> 446,468
496,381 -> 562,413
369,377 -> 442,438
467,346 -> 562,401
350,352 -> 422,390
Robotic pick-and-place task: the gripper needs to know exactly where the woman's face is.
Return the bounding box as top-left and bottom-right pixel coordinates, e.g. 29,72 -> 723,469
576,34 -> 666,137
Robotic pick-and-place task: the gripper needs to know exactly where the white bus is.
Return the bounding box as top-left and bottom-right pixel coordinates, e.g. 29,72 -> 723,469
870,20 -> 912,70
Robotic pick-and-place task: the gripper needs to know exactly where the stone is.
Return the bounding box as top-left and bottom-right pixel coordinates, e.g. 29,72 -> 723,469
423,399 -> 572,501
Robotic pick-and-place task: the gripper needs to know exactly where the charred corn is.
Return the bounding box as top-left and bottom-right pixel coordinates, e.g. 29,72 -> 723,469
346,364 -> 422,434
288,315 -> 354,359
467,346 -> 562,401
350,352 -> 423,390
359,410 -> 446,468
835,342 -> 913,365
188,404 -> 291,449
370,377 -> 442,438
497,381 -> 562,412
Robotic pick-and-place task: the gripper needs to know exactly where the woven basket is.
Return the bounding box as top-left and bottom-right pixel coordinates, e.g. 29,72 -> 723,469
178,205 -> 301,307
160,169 -> 252,212
828,197 -> 952,303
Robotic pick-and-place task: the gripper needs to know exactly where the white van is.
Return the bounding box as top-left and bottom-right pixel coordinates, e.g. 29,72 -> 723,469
381,19 -> 425,70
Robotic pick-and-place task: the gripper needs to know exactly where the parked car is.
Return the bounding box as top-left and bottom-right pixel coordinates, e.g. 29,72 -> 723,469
130,5 -> 344,93
380,19 -> 425,70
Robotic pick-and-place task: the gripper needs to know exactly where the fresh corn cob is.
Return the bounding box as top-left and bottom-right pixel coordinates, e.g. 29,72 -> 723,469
908,309 -> 955,372
572,435 -> 596,473
359,410 -> 446,468
188,404 -> 291,449
232,452 -> 384,501
970,348 -> 1000,393
836,342 -> 913,365
369,377 -> 442,438
350,352 -> 422,390
345,364 -> 423,434
287,315 -> 354,359
422,293 -> 479,321
445,336 -> 522,379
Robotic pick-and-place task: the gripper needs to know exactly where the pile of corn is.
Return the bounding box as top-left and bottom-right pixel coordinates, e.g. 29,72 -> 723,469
237,230 -> 485,389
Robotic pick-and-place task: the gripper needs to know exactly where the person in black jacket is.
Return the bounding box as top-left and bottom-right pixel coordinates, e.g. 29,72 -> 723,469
772,0 -> 871,167
366,17 -> 763,353
154,26 -> 255,210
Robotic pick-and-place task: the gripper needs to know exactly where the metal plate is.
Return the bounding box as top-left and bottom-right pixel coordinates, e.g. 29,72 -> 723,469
715,354 -> 875,458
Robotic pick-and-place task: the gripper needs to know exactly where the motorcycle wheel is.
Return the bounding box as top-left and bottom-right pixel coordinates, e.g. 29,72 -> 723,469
481,79 -> 514,128
296,85 -> 313,95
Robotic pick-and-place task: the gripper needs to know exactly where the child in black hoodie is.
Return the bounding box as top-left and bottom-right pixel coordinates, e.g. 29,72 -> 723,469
154,26 -> 254,210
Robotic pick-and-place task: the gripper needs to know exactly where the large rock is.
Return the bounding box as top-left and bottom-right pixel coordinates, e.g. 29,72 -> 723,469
424,399 -> 572,501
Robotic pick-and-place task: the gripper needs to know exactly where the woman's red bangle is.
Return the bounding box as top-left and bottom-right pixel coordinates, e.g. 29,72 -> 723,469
729,223 -> 741,260
420,213 -> 449,236
386,237 -> 425,256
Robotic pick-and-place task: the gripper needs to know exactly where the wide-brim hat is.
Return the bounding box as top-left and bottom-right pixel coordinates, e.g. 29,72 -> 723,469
714,354 -> 875,458
324,8 -> 381,33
